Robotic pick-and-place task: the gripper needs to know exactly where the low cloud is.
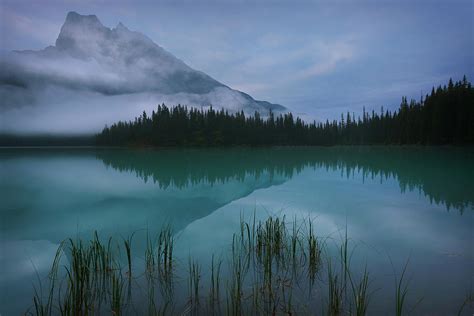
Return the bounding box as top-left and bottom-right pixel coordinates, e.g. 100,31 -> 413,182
295,41 -> 355,80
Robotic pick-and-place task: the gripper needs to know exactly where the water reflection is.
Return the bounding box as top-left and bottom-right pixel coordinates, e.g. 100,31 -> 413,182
1,146 -> 473,314
97,146 -> 474,213
0,148 -> 289,242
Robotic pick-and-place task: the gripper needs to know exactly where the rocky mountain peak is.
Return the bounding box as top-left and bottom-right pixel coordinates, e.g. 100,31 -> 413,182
55,11 -> 108,55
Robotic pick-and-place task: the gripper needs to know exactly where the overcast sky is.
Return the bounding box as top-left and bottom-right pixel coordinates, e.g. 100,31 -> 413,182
1,0 -> 472,119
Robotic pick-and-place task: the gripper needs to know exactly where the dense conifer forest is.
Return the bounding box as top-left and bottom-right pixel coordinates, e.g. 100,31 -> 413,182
96,77 -> 473,146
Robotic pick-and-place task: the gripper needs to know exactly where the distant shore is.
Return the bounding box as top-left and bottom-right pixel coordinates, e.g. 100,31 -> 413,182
2,134 -> 474,148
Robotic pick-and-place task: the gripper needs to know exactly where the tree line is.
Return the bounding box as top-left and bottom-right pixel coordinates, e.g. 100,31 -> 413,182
96,77 -> 473,146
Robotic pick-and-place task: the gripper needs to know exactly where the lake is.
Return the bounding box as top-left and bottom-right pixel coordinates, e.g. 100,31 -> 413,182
0,147 -> 473,315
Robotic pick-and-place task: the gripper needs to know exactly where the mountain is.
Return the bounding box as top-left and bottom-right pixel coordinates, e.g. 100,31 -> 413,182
0,11 -> 286,134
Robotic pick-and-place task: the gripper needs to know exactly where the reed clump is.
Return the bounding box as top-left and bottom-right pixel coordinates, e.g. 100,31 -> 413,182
28,215 -> 418,316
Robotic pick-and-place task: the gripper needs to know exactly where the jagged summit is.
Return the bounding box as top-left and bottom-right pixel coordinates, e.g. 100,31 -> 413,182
59,12 -> 104,39
0,12 -> 286,134
51,12 -> 222,93
65,11 -> 101,25
56,12 -> 107,55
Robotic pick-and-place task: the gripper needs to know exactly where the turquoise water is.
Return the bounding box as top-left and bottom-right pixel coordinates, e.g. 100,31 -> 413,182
0,147 -> 473,314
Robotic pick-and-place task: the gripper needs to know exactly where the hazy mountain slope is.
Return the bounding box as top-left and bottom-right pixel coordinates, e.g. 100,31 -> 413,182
0,12 -> 285,134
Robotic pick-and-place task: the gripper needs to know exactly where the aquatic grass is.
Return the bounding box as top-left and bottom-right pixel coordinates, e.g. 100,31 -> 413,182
227,234 -> 246,316
307,219 -> 321,284
144,225 -> 175,300
110,271 -> 124,315
145,231 -> 156,276
254,215 -> 288,292
31,241 -> 64,316
339,225 -> 351,299
394,258 -> 410,316
347,266 -> 371,316
43,232 -> 122,314
208,254 -> 222,314
239,212 -> 253,257
27,214 -> 435,316
327,259 -> 343,316
283,284 -> 293,315
290,218 -> 300,265
240,214 -> 323,314
147,277 -> 157,315
157,225 -> 174,277
157,225 -> 174,298
188,257 -> 201,307
123,233 -> 134,279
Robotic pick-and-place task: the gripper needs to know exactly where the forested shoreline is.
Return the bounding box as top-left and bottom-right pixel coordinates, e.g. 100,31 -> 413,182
1,78 -> 471,147
96,77 -> 473,146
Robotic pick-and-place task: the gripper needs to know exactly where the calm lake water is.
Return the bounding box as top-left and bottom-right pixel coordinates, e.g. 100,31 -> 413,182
0,147 -> 473,315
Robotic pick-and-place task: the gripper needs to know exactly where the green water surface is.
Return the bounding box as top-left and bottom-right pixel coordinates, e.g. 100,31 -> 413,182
0,147 -> 473,314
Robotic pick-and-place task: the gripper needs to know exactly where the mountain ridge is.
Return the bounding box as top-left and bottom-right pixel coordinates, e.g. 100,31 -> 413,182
0,11 -> 285,134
